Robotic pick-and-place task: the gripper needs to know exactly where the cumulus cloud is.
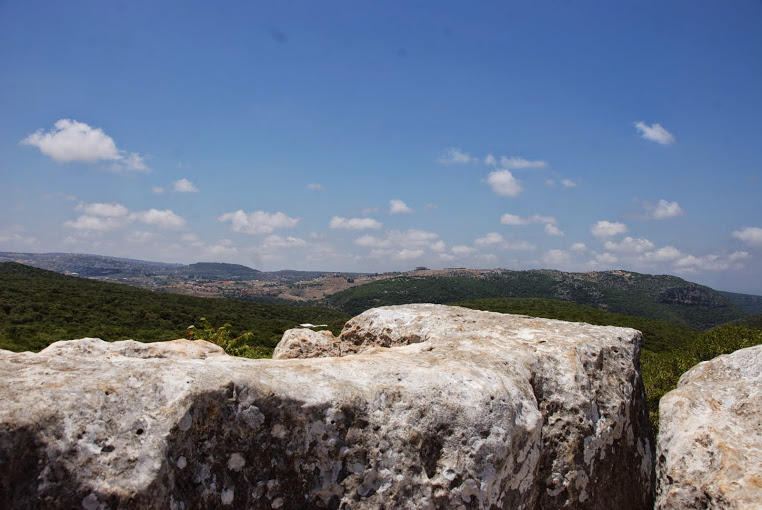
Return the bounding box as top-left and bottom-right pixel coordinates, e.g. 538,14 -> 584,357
544,224 -> 564,237
486,170 -> 522,197
172,178 -> 199,193
151,186 -> 165,195
595,253 -> 619,264
437,148 -> 474,164
732,227 -> 762,247
475,232 -> 504,246
500,213 -> 556,226
20,119 -> 150,172
640,246 -> 682,262
394,249 -> 425,260
261,235 -> 308,248
570,242 -> 587,252
131,209 -> 187,230
75,202 -> 129,217
643,199 -> 684,219
634,121 -> 675,145
329,216 -> 383,230
218,210 -> 300,234
484,154 -> 497,166
499,156 -> 548,170
389,199 -> 414,214
127,230 -> 160,243
604,236 -> 655,253
590,220 -> 628,238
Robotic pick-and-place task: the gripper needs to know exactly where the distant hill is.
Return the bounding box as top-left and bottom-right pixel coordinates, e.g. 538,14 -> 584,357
178,262 -> 263,280
728,314 -> 762,330
720,291 -> 762,315
324,269 -> 746,330
0,251 -> 180,277
0,262 -> 348,355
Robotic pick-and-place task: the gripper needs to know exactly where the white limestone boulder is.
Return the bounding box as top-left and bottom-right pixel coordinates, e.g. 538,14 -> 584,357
656,344 -> 762,509
0,304 -> 654,509
272,328 -> 340,359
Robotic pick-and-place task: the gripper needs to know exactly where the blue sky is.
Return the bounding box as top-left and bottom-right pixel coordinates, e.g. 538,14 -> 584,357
2,1 -> 761,293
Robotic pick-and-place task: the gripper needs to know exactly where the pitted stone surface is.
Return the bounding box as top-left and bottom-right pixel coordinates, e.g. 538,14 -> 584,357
656,344 -> 762,510
0,304 -> 654,509
272,328 -> 340,359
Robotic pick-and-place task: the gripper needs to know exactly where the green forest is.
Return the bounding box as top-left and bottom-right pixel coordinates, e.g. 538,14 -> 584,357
2,261 -> 761,429
0,263 -> 348,357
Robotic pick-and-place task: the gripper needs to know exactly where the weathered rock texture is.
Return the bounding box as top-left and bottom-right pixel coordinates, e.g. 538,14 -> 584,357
272,328 -> 340,359
656,344 -> 762,509
0,304 -> 654,509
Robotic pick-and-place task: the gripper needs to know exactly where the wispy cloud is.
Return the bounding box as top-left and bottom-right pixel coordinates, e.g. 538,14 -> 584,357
544,224 -> 564,236
307,183 -> 324,191
732,227 -> 762,247
172,178 -> 199,193
20,119 -> 150,172
218,210 -> 300,234
329,216 -> 382,230
500,213 -> 556,225
389,199 -> 414,214
604,236 -> 655,252
634,121 -> 675,145
437,148 -> 475,164
498,156 -> 548,170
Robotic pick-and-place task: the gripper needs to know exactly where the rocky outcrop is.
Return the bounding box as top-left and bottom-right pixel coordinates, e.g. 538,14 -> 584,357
272,328 -> 340,359
656,344 -> 762,509
0,304 -> 654,509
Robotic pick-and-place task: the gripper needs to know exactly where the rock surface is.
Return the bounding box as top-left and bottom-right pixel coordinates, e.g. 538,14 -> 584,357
272,328 -> 340,359
656,344 -> 762,509
0,304 -> 654,509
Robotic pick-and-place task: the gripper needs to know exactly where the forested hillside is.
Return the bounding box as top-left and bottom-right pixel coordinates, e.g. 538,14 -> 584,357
0,263 -> 348,355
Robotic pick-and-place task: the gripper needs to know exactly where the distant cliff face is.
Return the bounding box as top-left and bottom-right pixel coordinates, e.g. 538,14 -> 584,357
0,305 -> 654,509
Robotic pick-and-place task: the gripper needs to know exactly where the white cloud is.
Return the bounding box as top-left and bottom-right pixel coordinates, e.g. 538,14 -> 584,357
570,242 -> 587,252
484,154 -> 497,166
64,215 -> 126,231
172,178 -> 199,193
500,156 -> 548,170
543,249 -> 570,265
329,216 -> 382,230
732,227 -> 762,247
20,119 -> 150,172
127,230 -> 160,243
676,251 -> 749,271
394,249 -> 425,260
75,202 -> 129,217
561,179 -> 577,188
544,224 -> 564,237
218,210 -> 300,234
430,240 -> 446,252
152,186 -> 165,195
634,121 -> 675,145
475,232 -> 504,246
437,148 -> 474,164
545,178 -> 556,187
604,236 -> 655,253
645,199 -> 684,219
354,229 -> 439,250
307,183 -> 324,191
486,170 -> 522,197
596,253 -> 619,264
262,235 -> 308,248
641,246 -> 683,262
389,199 -> 414,214
451,245 -> 476,256
131,209 -> 187,230
500,213 -> 556,226
590,220 -> 628,238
